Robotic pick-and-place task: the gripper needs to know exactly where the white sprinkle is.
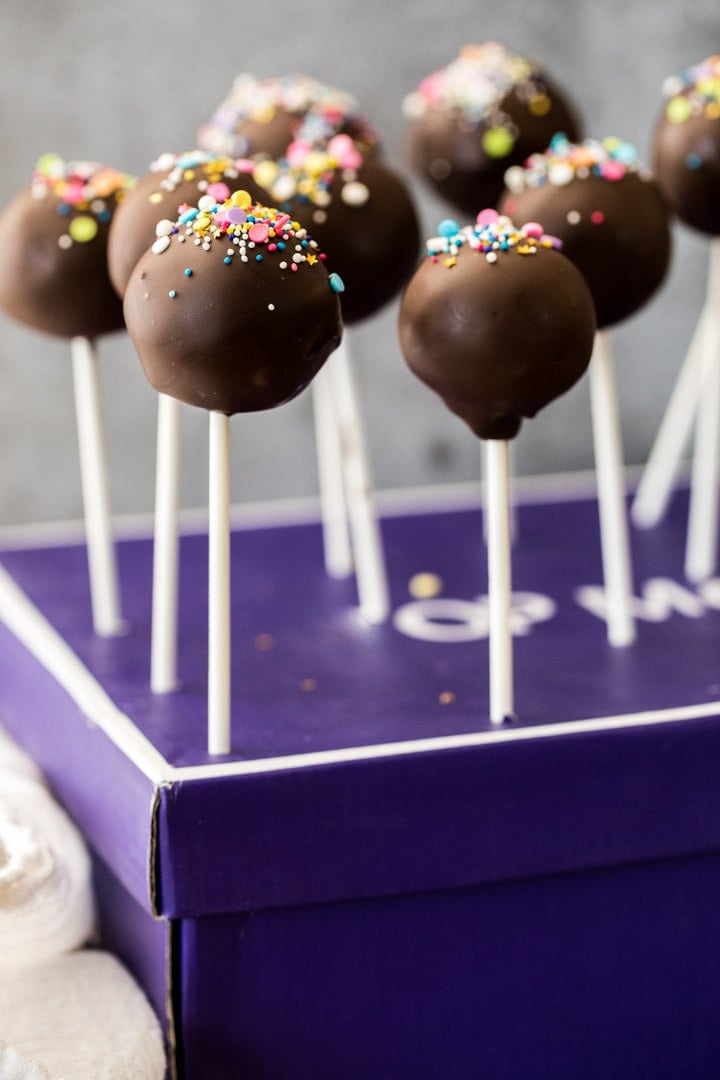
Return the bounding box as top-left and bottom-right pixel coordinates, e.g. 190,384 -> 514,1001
57,234 -> 72,250
486,251 -> 498,263
90,199 -> 106,214
341,180 -> 370,207
155,219 -> 175,238
313,209 -> 328,225
227,248 -> 235,257
548,162 -> 575,186
241,255 -> 248,262
268,303 -> 275,311
503,166 -> 526,194
292,253 -> 305,263
279,261 -> 288,270
178,235 -> 186,243
567,210 -> 581,226
198,194 -> 216,211
151,235 -> 171,254
202,241 -> 211,250
194,237 -> 202,245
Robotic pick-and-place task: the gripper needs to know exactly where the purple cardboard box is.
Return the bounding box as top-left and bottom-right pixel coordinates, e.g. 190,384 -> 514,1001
1,481 -> 720,1079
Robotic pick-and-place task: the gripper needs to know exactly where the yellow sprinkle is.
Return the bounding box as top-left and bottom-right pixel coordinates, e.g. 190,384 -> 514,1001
148,192 -> 163,205
68,215 -> 98,243
306,253 -> 318,265
444,257 -> 457,268
254,160 -> 280,189
408,572 -> 443,599
517,243 -> 535,255
183,169 -> 196,181
528,93 -> 551,117
195,213 -> 211,230
438,691 -> 456,705
231,189 -> 252,210
707,102 -> 720,119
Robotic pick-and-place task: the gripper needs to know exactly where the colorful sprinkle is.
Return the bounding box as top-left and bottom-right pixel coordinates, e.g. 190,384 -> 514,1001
663,56 -> 720,125
505,134 -> 645,195
68,215 -> 98,243
329,272 -> 345,292
425,211 -> 562,266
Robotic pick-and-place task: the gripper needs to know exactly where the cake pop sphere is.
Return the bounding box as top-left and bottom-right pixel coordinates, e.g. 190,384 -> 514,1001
247,137 -> 421,324
123,192 -> 342,415
652,56 -> 720,236
398,210 -> 596,440
0,155 -> 133,339
500,135 -> 672,329
107,150 -> 268,297
404,43 -> 581,216
198,73 -> 379,163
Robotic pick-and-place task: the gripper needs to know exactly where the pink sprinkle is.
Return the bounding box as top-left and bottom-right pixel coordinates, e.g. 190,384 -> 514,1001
268,243 -> 277,252
600,161 -> 625,181
63,180 -> 85,206
522,221 -> 544,239
274,213 -> 290,231
227,207 -> 247,225
207,182 -> 231,201
476,208 -> 499,226
327,134 -> 362,170
286,140 -> 312,168
590,210 -> 605,224
291,263 -> 298,272
249,222 -> 269,243
235,158 -> 255,173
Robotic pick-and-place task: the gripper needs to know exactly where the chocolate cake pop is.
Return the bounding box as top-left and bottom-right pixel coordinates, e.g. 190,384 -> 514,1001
0,155 -> 133,339
398,210 -> 596,440
246,135 -> 420,323
123,191 -> 343,414
500,134 -> 672,329
107,151 -> 267,297
404,43 -> 581,216
652,55 -> 720,235
198,73 -> 378,163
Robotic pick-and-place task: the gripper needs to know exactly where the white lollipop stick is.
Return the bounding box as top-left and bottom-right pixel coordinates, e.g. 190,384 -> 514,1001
70,336 -> 123,638
631,310 -> 707,528
312,366 -> 353,578
481,441 -> 517,544
685,303 -> 720,582
151,394 -> 181,693
632,237 -> 720,528
486,439 -> 514,725
331,336 -> 390,624
208,411 -> 231,756
588,330 -> 636,647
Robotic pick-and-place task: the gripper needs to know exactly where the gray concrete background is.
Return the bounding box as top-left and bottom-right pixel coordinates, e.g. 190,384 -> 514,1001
0,0 -> 718,524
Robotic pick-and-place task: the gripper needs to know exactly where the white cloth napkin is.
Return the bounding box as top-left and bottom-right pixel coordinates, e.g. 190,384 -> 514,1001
0,770 -> 95,967
0,729 -> 166,1079
0,951 -> 166,1080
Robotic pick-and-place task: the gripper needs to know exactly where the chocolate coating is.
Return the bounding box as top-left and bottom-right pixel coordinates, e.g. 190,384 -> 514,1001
502,172 -> 671,329
653,99 -> 720,235
0,168 -> 128,339
405,46 -> 580,216
107,154 -> 267,296
398,223 -> 596,440
123,201 -> 342,415
281,161 -> 421,324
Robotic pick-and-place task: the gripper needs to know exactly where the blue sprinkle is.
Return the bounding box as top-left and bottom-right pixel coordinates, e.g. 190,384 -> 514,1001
223,256 -> 232,265
178,207 -> 198,224
301,239 -> 309,247
184,268 -> 193,277
97,210 -> 111,223
329,272 -> 345,294
255,253 -> 263,262
686,152 -> 703,171
438,218 -> 460,238
56,204 -> 70,216
277,242 -> 286,250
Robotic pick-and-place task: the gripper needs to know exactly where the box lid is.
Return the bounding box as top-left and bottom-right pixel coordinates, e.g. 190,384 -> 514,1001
2,480 -> 720,919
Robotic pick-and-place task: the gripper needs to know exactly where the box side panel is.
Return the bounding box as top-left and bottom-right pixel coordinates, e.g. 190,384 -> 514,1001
158,716 -> 720,916
176,851 -> 720,1080
0,621 -> 157,911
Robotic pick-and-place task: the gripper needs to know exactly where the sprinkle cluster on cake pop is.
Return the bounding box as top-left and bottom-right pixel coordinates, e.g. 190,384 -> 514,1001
398,209 -> 596,440
198,73 -> 379,162
107,150 -> 267,296
652,56 -> 720,235
404,42 -> 581,215
245,133 -> 420,324
501,134 -> 671,328
0,155 -> 133,339
123,191 -> 343,415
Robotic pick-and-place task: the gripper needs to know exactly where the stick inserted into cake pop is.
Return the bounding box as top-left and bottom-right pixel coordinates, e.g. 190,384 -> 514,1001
0,155 -> 133,637
107,149 -> 269,690
398,211 -> 595,724
124,192 -> 342,755
632,57 -> 720,582
501,135 -> 672,646
199,76 -> 420,624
